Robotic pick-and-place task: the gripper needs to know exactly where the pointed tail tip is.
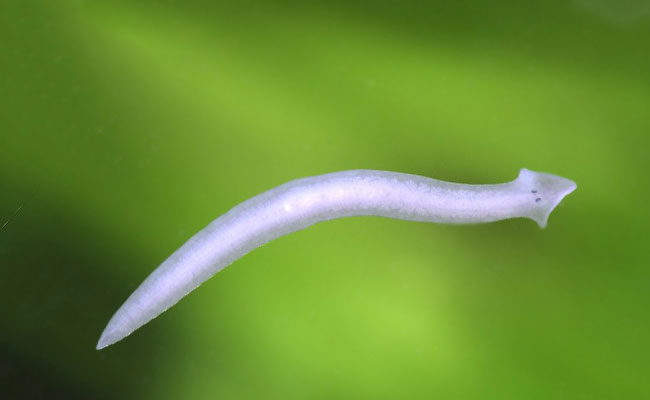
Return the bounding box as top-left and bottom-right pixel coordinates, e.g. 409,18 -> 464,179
96,324 -> 122,350
96,332 -> 112,350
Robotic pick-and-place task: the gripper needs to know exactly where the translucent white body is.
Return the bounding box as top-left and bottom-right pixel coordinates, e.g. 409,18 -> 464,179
97,168 -> 576,349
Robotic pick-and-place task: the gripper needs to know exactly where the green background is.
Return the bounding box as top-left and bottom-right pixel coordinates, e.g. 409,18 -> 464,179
1,1 -> 649,399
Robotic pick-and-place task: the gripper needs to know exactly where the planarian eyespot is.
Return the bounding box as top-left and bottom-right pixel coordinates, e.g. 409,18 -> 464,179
531,190 -> 537,193
535,198 -> 542,202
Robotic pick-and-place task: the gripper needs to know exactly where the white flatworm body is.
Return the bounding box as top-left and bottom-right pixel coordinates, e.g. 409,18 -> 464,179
97,168 -> 576,349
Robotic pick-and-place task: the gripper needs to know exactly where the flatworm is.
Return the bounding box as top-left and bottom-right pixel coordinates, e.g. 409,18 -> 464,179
97,168 -> 576,349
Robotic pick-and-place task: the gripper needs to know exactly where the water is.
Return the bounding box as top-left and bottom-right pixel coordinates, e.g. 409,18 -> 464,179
1,1 -> 649,399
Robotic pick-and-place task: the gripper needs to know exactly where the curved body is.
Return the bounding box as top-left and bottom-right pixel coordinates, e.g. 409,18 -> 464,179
97,169 -> 576,349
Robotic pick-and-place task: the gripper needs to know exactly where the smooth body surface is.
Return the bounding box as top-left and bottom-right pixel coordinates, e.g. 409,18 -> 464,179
97,169 -> 576,349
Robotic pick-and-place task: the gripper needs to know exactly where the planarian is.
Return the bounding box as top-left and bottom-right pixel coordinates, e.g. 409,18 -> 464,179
97,168 -> 576,349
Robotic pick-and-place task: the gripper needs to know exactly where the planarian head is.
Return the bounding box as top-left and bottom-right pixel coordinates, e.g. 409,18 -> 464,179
516,168 -> 577,228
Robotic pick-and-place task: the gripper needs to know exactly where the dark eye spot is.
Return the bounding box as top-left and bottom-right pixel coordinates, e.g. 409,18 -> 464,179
531,190 -> 537,193
535,198 -> 541,202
